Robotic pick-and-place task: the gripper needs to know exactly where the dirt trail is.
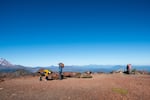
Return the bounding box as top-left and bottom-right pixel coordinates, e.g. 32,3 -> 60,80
0,74 -> 150,100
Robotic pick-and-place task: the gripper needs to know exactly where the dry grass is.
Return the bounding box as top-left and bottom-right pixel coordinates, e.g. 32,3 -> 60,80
112,88 -> 128,95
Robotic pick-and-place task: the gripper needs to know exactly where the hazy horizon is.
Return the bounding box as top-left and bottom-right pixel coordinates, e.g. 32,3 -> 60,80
1,57 -> 150,67
0,0 -> 150,66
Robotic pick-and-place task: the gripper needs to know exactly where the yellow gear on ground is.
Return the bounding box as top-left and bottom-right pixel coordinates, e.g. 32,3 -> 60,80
44,69 -> 52,76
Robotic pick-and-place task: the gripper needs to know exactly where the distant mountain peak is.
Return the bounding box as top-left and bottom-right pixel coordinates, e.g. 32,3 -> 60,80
0,58 -> 13,66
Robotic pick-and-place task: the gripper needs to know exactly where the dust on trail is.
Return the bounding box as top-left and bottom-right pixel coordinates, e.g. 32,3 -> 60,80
0,74 -> 150,100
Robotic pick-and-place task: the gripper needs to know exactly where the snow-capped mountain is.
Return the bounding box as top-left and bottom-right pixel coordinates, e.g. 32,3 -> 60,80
0,58 -> 13,66
0,58 -> 26,72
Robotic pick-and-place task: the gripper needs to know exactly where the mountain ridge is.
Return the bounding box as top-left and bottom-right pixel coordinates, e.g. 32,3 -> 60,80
0,58 -> 150,73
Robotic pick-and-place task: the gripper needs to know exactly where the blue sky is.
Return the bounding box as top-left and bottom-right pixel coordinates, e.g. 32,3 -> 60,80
0,0 -> 150,66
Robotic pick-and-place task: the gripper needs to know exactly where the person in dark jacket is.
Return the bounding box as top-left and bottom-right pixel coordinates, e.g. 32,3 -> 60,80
126,64 -> 132,74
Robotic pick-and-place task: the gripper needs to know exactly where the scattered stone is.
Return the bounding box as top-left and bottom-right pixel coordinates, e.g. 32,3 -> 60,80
0,78 -> 4,82
11,93 -> 17,96
68,96 -> 71,99
0,88 -> 3,90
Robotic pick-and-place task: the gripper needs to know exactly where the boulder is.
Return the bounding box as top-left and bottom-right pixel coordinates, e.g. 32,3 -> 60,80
80,73 -> 92,78
72,72 -> 81,78
49,72 -> 59,80
63,72 -> 74,77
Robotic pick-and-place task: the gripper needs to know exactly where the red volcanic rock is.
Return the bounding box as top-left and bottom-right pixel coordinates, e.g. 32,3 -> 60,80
63,72 -> 74,77
49,72 -> 59,80
63,72 -> 82,78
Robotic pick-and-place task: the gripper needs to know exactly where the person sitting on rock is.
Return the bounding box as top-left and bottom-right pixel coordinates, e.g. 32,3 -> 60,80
39,69 -> 52,81
44,69 -> 52,80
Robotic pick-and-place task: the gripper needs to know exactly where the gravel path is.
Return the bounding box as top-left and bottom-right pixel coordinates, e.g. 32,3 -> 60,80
0,74 -> 150,100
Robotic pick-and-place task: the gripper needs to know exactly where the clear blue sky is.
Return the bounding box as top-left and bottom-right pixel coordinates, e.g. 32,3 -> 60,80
0,0 -> 150,66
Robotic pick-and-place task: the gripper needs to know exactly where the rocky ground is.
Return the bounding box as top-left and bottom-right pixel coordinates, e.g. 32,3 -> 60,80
0,73 -> 150,100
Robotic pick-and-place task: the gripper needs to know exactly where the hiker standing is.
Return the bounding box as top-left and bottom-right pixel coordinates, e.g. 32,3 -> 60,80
58,63 -> 64,80
126,64 -> 132,74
